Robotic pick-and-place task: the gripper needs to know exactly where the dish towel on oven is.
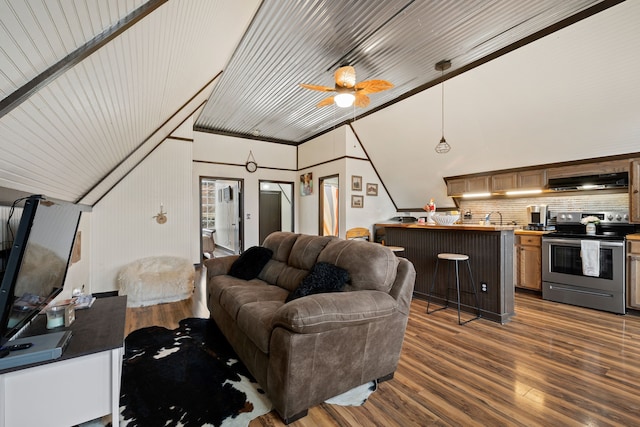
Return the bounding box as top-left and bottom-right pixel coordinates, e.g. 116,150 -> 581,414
580,240 -> 600,277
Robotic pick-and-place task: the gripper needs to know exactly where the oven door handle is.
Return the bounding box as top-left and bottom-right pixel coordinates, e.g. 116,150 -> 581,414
543,238 -> 624,248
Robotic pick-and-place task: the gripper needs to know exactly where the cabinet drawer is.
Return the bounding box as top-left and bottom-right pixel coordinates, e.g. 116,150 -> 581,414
517,235 -> 541,246
628,240 -> 640,254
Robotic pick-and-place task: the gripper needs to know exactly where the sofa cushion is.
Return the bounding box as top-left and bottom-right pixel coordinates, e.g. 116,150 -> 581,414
219,282 -> 289,320
262,232 -> 299,262
258,232 -> 299,285
274,290 -> 398,334
237,301 -> 283,354
259,233 -> 335,292
207,275 -> 266,306
286,262 -> 349,303
229,246 -> 273,280
317,240 -> 399,292
287,235 -> 334,270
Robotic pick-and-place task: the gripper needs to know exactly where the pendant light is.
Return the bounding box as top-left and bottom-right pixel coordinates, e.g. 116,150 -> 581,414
434,60 -> 452,154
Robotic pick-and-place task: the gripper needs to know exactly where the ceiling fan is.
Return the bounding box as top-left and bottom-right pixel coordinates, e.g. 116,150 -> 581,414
300,66 -> 393,108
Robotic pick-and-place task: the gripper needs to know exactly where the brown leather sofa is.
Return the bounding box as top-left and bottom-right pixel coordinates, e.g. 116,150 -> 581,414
204,232 -> 416,423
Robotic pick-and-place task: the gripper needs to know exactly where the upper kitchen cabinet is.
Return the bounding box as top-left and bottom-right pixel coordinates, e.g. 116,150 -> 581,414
447,176 -> 490,197
446,154 -> 636,199
491,170 -> 547,193
491,173 -> 518,193
518,169 -> 547,189
447,169 -> 547,196
630,159 -> 640,223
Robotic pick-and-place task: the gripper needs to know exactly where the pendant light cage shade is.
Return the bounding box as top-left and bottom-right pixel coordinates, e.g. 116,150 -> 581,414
434,60 -> 452,154
435,136 -> 451,153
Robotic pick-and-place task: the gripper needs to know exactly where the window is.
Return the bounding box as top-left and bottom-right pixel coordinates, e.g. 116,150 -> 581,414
201,178 -> 216,230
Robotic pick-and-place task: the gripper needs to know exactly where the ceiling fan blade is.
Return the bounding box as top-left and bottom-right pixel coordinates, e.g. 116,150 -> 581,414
335,66 -> 356,88
355,79 -> 393,94
354,93 -> 370,108
317,96 -> 336,107
299,83 -> 335,92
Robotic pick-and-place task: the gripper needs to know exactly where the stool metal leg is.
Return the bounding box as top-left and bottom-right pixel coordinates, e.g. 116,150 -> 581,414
465,259 -> 481,322
454,260 -> 462,325
427,258 -> 446,314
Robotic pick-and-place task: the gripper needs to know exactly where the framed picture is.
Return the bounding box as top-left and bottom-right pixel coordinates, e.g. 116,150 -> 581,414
351,195 -> 364,208
300,172 -> 312,196
71,231 -> 81,264
366,183 -> 378,196
351,175 -> 362,191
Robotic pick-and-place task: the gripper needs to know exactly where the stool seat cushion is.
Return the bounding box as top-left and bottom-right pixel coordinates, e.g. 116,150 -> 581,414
437,253 -> 469,261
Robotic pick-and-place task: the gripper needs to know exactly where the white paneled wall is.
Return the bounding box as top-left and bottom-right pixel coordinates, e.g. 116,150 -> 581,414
0,0 -> 259,203
298,126 -> 398,237
192,131 -> 298,249
90,139 -> 192,293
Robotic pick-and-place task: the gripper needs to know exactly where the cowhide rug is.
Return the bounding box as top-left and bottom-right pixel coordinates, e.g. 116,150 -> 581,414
81,317 -> 375,427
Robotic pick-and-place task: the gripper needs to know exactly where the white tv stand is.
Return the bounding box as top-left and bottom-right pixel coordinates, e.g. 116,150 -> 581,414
0,296 -> 126,427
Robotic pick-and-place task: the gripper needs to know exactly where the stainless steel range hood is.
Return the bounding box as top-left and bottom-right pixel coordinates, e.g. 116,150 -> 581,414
547,172 -> 629,191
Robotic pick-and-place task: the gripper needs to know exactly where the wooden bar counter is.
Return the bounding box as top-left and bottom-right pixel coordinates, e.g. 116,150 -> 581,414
379,222 -> 516,323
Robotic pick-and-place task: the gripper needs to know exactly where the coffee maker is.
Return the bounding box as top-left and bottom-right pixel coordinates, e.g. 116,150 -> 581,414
526,204 -> 548,229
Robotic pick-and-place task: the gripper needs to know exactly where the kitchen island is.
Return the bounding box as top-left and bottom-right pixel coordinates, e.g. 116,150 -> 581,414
379,222 -> 516,323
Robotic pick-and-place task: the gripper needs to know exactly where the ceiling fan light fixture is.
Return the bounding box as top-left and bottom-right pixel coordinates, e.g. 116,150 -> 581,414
334,92 -> 355,108
299,66 -> 391,109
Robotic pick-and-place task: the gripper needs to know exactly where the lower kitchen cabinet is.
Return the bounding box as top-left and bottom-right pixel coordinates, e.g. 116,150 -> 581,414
515,234 -> 542,291
627,239 -> 640,309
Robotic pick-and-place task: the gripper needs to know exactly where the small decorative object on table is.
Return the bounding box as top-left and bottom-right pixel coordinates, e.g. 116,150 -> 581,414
423,198 -> 436,224
580,215 -> 600,235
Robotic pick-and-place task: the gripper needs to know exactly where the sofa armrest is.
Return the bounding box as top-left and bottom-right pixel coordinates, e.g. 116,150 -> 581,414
273,290 -> 398,334
204,255 -> 239,280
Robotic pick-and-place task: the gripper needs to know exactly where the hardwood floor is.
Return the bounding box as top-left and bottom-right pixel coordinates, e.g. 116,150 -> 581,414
125,270 -> 640,426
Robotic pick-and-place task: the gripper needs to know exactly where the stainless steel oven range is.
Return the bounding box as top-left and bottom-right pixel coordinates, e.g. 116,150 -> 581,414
542,211 -> 636,314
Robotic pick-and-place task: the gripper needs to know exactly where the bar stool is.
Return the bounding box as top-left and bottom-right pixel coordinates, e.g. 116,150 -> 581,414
427,253 -> 480,325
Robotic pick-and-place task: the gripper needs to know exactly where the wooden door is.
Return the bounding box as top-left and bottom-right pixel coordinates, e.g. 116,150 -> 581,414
259,191 -> 282,244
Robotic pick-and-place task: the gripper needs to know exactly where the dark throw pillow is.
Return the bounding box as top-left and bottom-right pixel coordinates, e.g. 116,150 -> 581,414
228,246 -> 273,280
286,262 -> 350,303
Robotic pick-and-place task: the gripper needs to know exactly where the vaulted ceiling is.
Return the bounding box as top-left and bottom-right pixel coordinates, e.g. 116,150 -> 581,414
0,0 -> 626,205
195,0 -> 611,144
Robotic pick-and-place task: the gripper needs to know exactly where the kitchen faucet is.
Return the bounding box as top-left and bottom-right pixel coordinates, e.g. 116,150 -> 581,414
485,211 -> 503,225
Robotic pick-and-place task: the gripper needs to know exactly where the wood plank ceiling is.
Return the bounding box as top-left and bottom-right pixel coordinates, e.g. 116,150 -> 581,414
0,0 -> 620,204
0,0 -> 260,204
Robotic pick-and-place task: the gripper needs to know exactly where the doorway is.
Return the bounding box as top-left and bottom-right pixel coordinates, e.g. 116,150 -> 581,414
259,180 -> 294,244
319,175 -> 339,236
200,177 -> 243,258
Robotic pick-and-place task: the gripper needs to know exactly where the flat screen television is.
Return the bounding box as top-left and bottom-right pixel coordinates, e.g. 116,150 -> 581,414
0,195 -> 81,346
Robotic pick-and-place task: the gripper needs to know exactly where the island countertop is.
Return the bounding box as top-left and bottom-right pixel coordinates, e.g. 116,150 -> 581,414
380,222 -> 518,232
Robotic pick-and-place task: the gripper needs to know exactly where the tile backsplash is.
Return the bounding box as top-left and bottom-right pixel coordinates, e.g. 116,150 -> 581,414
456,193 -> 629,225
